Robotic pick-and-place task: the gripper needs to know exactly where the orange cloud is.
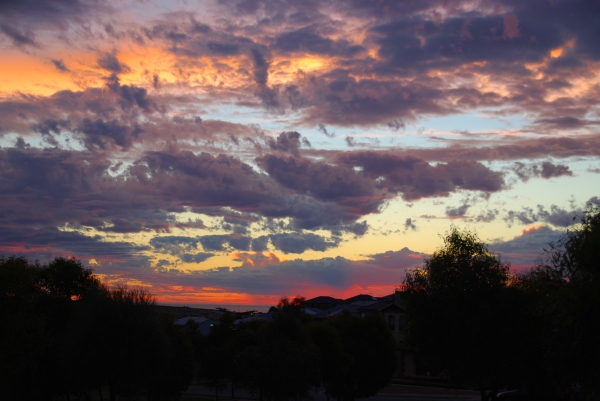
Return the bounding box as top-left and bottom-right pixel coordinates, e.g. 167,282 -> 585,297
522,224 -> 544,235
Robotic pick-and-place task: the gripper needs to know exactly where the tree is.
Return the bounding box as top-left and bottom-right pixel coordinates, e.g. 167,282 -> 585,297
0,255 -> 104,400
239,304 -> 320,401
402,227 -> 532,401
0,257 -> 47,400
38,256 -> 101,301
198,313 -> 237,401
63,285 -> 195,401
308,321 -> 352,401
530,203 -> 600,398
318,314 -> 397,401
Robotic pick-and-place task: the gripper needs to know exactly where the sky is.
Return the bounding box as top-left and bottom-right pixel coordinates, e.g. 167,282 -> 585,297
1,0 -> 599,308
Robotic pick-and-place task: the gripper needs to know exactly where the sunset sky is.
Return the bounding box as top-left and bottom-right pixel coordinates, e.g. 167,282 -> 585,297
1,0 -> 599,308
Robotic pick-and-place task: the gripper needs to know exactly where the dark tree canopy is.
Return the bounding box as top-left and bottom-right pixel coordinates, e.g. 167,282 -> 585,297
0,256 -> 195,401
321,314 -> 397,401
403,227 -> 532,401
530,203 -> 600,398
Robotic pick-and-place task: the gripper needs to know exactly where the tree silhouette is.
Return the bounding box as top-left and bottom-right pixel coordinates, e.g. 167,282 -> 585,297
322,314 -> 396,401
403,227 -> 530,401
239,306 -> 320,401
0,257 -> 48,400
529,203 -> 600,398
308,321 -> 352,401
63,285 -> 195,401
198,313 -> 237,400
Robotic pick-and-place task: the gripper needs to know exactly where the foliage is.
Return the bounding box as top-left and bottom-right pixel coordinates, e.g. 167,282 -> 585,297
0,257 -> 48,400
318,314 -> 397,401
527,203 -> 600,399
240,306 -> 320,401
402,227 -> 533,401
0,255 -> 195,401
38,256 -> 101,300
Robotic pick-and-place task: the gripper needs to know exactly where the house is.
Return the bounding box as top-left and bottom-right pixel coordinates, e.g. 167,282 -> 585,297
304,296 -> 345,310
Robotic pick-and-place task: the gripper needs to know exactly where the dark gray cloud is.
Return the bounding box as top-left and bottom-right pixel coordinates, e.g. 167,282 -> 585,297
533,116 -> 597,129
268,232 -> 340,254
268,131 -> 303,157
0,23 -> 36,47
198,235 -> 252,251
0,225 -> 150,269
180,253 -> 214,263
256,154 -> 383,214
387,119 -> 405,132
317,124 -> 335,138
273,27 -> 365,57
78,118 -> 143,150
149,236 -> 202,254
305,134 -> 600,164
104,74 -> 156,112
538,162 -> 573,179
250,48 -> 270,86
503,198 -> 600,228
0,0 -> 98,27
489,225 -> 563,270
172,116 -> 203,124
51,58 -> 70,72
446,204 -> 470,218
32,118 -> 70,145
97,52 -> 130,74
514,161 -> 574,182
150,231 -> 346,255
141,246 -> 427,296
335,151 -> 505,200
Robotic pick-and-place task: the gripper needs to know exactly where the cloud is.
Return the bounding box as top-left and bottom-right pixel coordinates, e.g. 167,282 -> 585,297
538,162 -> 573,179
0,0 -> 101,29
256,154 -> 383,214
51,58 -> 70,72
335,151 -> 505,200
489,225 -> 563,271
502,14 -> 521,40
97,52 -> 131,74
404,218 -> 417,231
268,233 -> 340,254
2,0 -> 600,304
513,161 -> 573,182
150,236 -> 201,252
180,253 -> 213,263
387,119 -> 405,132
0,225 -> 150,268
0,23 -> 36,47
198,235 -> 252,251
78,118 -> 143,150
273,27 -> 365,57
446,204 -> 470,218
132,247 -> 427,297
250,48 -> 270,86
104,74 -> 156,112
268,131 -> 303,157
317,124 -> 335,138
503,198 -> 600,228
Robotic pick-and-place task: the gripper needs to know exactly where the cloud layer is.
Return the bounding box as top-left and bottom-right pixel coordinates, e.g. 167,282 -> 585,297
1,0 -> 598,304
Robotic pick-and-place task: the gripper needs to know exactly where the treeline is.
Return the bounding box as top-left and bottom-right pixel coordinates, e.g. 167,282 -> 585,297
0,257 -> 397,401
402,204 -> 600,401
196,297 -> 396,401
0,257 -> 193,401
